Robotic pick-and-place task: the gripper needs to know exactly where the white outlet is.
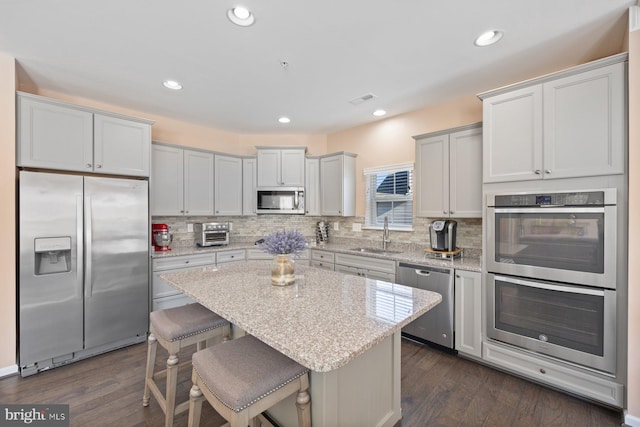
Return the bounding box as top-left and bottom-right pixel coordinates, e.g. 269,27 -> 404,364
333,222 -> 340,231
229,222 -> 233,231
187,223 -> 194,232
352,223 -> 362,232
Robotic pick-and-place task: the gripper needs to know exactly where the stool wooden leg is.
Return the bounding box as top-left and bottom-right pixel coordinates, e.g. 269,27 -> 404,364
295,375 -> 311,427
187,379 -> 204,427
142,333 -> 157,407
165,354 -> 179,427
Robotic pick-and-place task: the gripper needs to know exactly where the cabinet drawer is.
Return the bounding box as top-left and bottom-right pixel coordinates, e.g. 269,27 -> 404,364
217,249 -> 246,264
152,293 -> 195,311
334,253 -> 396,274
311,260 -> 334,271
247,248 -> 310,260
152,253 -> 216,271
311,250 -> 335,263
483,341 -> 623,407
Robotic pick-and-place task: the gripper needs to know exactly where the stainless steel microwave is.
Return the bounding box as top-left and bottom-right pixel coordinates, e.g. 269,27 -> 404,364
256,187 -> 305,214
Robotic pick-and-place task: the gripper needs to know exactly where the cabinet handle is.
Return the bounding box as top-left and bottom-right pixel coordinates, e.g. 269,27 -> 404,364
539,368 -> 546,374
86,163 -> 92,168
96,164 -> 102,169
185,261 -> 190,264
545,169 -> 551,174
456,275 -> 460,279
180,210 -> 184,213
216,211 -> 219,213
534,169 -> 541,175
443,210 -> 447,215
450,210 -> 454,214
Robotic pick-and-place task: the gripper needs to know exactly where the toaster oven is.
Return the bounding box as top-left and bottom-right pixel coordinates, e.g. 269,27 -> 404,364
194,222 -> 230,247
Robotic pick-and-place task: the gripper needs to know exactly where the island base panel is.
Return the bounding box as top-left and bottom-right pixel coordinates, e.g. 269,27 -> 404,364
266,333 -> 402,427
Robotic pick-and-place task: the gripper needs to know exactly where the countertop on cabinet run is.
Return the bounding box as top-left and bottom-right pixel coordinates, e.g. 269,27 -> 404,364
160,261 -> 442,372
152,242 -> 482,272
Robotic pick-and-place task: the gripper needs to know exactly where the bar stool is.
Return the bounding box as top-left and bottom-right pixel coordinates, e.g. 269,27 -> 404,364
187,334 -> 311,427
143,303 -> 231,427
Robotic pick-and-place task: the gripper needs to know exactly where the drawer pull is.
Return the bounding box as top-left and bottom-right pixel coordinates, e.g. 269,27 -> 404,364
540,368 -> 546,374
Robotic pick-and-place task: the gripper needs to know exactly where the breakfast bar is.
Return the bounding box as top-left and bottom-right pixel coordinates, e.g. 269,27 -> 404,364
161,261 -> 442,427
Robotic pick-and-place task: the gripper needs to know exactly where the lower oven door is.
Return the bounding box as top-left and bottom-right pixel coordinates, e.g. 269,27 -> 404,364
487,273 -> 616,374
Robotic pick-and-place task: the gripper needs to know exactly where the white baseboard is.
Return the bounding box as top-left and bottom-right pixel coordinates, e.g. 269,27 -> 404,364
625,411 -> 640,427
0,364 -> 18,378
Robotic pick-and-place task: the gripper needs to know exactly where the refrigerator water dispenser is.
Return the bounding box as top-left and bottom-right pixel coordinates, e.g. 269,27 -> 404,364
34,237 -> 71,275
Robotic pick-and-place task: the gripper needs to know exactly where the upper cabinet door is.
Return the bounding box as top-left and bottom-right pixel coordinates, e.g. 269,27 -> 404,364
280,149 -> 305,186
17,95 -> 93,172
320,155 -> 344,216
543,62 -> 625,179
242,157 -> 257,216
151,144 -> 184,215
415,134 -> 449,218
183,149 -> 214,216
257,150 -> 281,187
482,85 -> 543,183
94,114 -> 150,177
449,126 -> 482,218
214,154 -> 243,216
305,157 -> 321,216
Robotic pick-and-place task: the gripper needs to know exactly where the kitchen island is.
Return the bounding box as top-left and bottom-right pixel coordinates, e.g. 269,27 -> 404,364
161,261 -> 442,427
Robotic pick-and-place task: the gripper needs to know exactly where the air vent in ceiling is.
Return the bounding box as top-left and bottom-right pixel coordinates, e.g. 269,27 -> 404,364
349,92 -> 377,106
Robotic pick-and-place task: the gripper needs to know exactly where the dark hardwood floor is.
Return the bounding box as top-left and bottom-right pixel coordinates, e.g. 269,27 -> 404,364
0,338 -> 624,426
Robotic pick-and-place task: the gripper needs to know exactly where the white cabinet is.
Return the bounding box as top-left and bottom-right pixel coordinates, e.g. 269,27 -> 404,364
216,249 -> 246,264
483,340 -> 624,407
414,124 -> 482,218
151,144 -> 214,216
17,92 -> 152,176
305,157 -> 321,216
256,147 -> 306,187
454,269 -> 482,358
310,249 -> 335,270
247,248 -> 310,265
320,153 -> 356,216
480,55 -> 626,183
242,157 -> 257,216
214,154 -> 243,216
334,253 -> 396,282
152,253 -> 216,311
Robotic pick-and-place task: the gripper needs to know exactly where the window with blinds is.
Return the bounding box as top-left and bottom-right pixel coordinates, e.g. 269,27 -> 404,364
364,163 -> 413,230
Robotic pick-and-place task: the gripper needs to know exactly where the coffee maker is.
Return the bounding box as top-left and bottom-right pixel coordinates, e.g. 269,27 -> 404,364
152,223 -> 173,252
428,220 -> 457,252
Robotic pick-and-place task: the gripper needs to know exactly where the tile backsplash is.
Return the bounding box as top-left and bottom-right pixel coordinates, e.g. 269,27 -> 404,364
153,215 -> 482,251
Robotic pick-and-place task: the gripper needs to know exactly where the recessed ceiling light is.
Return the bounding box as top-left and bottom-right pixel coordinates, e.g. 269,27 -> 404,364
474,30 -> 503,47
278,116 -> 291,124
162,80 -> 183,90
373,109 -> 387,117
227,6 -> 255,26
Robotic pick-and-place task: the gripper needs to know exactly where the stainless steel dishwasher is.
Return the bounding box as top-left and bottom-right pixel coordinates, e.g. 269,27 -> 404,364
397,262 -> 454,349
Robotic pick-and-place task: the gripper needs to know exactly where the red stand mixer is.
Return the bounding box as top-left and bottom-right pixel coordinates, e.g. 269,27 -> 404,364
152,223 -> 173,252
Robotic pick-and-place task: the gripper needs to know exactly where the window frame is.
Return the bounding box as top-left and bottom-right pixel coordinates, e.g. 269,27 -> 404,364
364,162 -> 414,232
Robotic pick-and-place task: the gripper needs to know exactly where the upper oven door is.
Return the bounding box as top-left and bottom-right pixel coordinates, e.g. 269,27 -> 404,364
487,205 -> 616,289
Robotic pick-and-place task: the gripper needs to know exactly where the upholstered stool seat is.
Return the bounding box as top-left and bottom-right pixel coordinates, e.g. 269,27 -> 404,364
188,334 -> 311,427
143,303 -> 231,427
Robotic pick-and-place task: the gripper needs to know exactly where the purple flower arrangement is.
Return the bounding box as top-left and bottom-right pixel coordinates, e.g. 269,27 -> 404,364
259,229 -> 308,256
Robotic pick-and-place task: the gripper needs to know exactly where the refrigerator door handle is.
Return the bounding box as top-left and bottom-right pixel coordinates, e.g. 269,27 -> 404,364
84,195 -> 93,297
76,196 -> 84,292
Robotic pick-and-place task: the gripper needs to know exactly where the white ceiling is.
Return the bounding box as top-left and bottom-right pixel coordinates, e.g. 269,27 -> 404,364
0,1 -> 633,134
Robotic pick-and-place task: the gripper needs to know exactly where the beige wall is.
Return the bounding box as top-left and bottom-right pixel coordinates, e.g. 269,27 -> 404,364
0,53 -> 16,370
326,94 -> 482,216
35,89 -> 328,156
627,26 -> 640,422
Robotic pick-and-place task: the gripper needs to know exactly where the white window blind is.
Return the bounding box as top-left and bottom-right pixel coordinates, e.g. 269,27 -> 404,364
364,163 -> 413,230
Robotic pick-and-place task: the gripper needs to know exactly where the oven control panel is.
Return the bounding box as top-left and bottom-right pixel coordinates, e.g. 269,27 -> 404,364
492,190 -> 607,207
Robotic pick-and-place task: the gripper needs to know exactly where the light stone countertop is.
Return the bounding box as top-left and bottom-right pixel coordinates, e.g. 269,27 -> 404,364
160,261 -> 442,372
153,242 -> 482,272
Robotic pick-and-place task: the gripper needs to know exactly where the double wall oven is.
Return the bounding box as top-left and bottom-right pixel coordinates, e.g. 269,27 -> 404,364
486,189 -> 617,374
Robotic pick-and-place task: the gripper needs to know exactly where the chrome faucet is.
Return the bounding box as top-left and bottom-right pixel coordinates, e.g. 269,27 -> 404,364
382,216 -> 391,251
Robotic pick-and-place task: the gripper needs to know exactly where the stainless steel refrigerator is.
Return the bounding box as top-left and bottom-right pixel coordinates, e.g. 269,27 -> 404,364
19,170 -> 149,376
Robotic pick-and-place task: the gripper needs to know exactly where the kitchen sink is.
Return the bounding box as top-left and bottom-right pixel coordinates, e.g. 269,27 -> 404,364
349,247 -> 403,255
